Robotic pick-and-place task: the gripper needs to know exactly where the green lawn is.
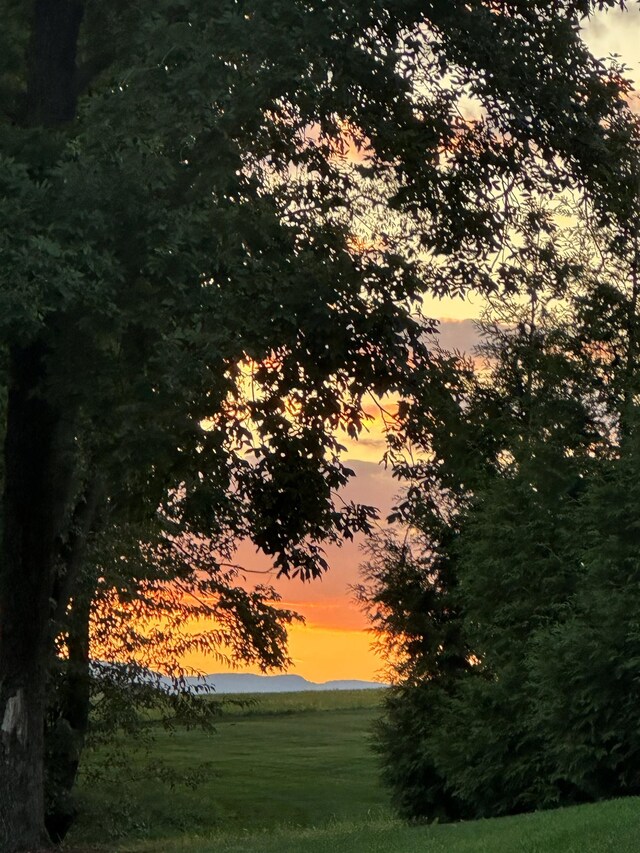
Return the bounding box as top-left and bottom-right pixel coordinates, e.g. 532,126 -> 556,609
115,799 -> 640,853
70,689 -> 388,845
66,688 -> 640,853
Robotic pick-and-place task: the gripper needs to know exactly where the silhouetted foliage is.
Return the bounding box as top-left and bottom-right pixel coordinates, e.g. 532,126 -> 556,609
363,172 -> 640,819
1,0 -> 635,847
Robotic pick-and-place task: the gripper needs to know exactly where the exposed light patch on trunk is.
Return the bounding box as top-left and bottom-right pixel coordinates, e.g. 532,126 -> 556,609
1,690 -> 26,746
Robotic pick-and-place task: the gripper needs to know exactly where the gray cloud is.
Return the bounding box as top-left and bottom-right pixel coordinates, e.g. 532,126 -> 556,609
430,318 -> 481,354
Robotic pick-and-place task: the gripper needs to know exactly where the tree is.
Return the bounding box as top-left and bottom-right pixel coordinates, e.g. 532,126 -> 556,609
520,172 -> 640,807
0,0 -> 634,848
356,505 -> 473,820
361,253 -> 598,818
360,274 -> 593,815
363,141 -> 640,818
42,511 -> 305,842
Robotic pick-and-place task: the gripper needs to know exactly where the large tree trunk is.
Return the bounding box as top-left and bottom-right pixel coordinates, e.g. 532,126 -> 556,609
0,344 -> 76,850
45,592 -> 93,844
0,4 -> 85,849
26,0 -> 84,127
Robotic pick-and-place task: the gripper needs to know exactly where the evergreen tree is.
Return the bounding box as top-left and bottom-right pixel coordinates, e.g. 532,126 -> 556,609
363,192 -> 634,818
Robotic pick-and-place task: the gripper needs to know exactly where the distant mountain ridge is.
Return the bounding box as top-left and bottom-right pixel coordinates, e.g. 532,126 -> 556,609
182,673 -> 386,694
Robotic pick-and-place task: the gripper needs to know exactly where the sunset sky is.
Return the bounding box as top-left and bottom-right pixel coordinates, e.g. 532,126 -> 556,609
185,5 -> 640,685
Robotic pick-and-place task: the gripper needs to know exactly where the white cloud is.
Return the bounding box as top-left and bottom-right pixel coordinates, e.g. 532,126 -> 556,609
582,5 -> 640,81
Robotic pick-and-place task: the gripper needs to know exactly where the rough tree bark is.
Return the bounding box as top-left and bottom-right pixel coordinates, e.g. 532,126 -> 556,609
45,593 -> 93,844
45,481 -> 103,844
0,2 -> 85,849
0,344 -> 76,850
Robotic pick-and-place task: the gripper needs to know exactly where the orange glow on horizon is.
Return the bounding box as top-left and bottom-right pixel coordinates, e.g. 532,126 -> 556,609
277,623 -> 383,683
179,623 -> 383,684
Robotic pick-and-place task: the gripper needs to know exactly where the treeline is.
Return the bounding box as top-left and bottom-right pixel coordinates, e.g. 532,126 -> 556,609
360,188 -> 640,819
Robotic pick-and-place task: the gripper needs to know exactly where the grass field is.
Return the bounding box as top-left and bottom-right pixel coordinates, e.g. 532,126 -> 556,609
71,689 -> 388,845
67,688 -> 640,853
114,798 -> 640,853
207,687 -> 385,716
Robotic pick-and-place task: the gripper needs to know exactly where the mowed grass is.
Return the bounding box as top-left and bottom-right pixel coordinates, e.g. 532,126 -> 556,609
117,798 -> 640,853
70,689 -> 389,844
67,688 -> 640,853
209,686 -> 385,716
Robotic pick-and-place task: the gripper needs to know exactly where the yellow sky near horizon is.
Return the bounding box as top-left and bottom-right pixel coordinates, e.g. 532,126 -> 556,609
180,623 -> 384,683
